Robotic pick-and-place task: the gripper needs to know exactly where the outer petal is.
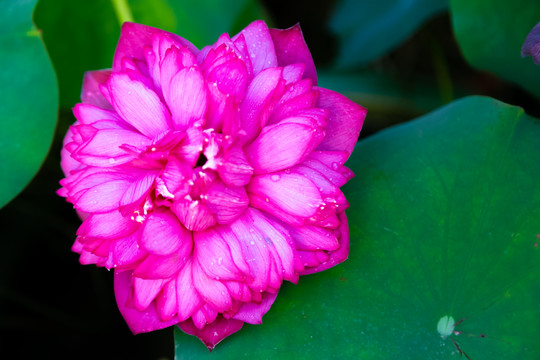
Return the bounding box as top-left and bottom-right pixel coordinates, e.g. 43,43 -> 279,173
232,292 -> 277,324
245,122 -> 324,174
178,316 -> 244,351
270,24 -> 317,84
108,73 -> 171,138
81,70 -> 113,109
315,87 -> 366,157
113,22 -> 198,72
233,20 -> 278,75
114,270 -> 178,334
300,211 -> 350,275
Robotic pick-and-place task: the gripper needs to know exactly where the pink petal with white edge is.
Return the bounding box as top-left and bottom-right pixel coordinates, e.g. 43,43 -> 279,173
113,22 -> 198,72
108,73 -> 171,138
301,211 -> 350,275
178,315 -> 244,351
233,20 -> 277,76
140,210 -> 190,256
270,24 -> 317,84
163,66 -> 207,130
247,172 -> 322,218
232,291 -> 277,324
245,122 -> 324,174
81,70 -> 113,109
315,87 -> 366,157
114,270 -> 178,334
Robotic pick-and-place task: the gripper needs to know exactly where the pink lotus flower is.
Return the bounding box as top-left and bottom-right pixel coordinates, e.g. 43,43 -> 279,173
58,20 -> 366,350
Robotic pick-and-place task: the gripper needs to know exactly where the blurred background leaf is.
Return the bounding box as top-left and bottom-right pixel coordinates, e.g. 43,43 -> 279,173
34,0 -> 267,108
0,0 -> 58,209
329,0 -> 448,69
174,96 -> 540,359
450,0 -> 540,98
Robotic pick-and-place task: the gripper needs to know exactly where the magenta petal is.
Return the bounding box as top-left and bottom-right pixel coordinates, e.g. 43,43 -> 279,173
81,70 -> 113,109
113,22 -> 198,72
249,209 -> 297,282
163,67 -> 207,130
73,103 -> 122,125
114,270 -> 178,334
76,128 -> 150,166
301,211 -> 350,275
108,73 -> 171,137
133,277 -> 166,311
192,259 -> 232,312
178,316 -> 244,351
204,181 -> 249,224
217,144 -> 253,187
74,178 -> 131,213
239,67 -> 282,143
78,210 -> 138,239
172,199 -> 217,232
315,87 -> 366,157
248,172 -> 322,218
156,279 -> 178,321
176,258 -> 203,321
234,20 -> 277,75
194,229 -> 246,281
134,251 -> 188,279
270,24 -> 317,84
227,215 -> 272,292
245,122 -> 324,174
288,225 -> 339,251
233,292 -> 277,324
140,210 -> 190,256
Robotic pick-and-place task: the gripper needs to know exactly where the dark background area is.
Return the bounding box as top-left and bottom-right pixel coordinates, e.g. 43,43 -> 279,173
1,1 -> 538,359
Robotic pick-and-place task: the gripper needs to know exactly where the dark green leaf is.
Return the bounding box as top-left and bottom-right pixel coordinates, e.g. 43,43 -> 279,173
175,96 -> 540,359
329,0 -> 447,68
0,0 -> 58,209
450,0 -> 540,98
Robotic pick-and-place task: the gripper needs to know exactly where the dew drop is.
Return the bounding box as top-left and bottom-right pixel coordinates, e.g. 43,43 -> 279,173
331,162 -> 339,170
270,174 -> 280,182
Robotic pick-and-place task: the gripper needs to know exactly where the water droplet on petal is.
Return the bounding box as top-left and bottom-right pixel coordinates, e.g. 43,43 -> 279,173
271,174 -> 280,182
